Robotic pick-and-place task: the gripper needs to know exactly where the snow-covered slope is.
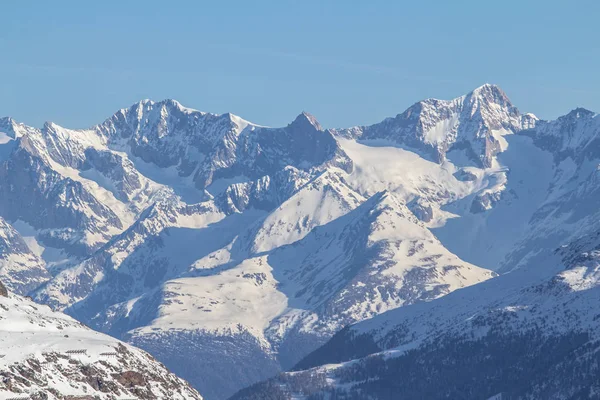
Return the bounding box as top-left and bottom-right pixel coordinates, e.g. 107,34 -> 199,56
0,280 -> 202,399
234,228 -> 600,399
47,170 -> 492,400
0,217 -> 49,294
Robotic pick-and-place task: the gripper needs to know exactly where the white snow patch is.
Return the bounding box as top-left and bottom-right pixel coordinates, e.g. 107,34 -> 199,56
423,113 -> 459,144
11,220 -> 45,257
337,138 -> 479,203
434,135 -> 555,270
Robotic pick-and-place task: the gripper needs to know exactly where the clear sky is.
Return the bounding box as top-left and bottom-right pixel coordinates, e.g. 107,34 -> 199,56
1,0 -> 599,129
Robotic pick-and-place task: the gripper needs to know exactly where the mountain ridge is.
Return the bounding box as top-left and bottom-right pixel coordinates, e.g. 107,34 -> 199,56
2,84 -> 600,399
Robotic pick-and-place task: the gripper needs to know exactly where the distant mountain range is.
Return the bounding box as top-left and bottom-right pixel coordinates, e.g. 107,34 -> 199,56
2,84 -> 600,399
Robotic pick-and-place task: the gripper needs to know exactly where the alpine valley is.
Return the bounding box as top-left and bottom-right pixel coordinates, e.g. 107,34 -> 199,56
2,84 -> 600,399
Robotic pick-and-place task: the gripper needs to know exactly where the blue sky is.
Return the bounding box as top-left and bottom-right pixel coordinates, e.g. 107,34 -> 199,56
1,0 -> 598,129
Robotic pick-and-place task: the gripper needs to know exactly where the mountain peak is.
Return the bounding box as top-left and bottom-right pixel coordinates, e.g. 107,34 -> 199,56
289,111 -> 323,131
42,121 -> 62,131
468,83 -> 512,107
125,98 -> 202,117
472,82 -> 502,92
133,98 -> 155,110
0,117 -> 17,136
160,98 -> 201,114
565,107 -> 595,119
370,190 -> 406,212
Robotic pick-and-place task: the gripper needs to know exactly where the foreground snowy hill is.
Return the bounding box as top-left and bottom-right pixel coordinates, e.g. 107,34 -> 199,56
3,84 -> 600,399
0,280 -> 202,399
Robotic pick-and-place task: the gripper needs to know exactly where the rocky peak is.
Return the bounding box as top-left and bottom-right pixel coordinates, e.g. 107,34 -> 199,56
468,83 -> 513,108
289,111 -> 323,132
366,190 -> 420,225
333,84 -> 527,168
523,106 -> 600,162
462,83 -> 521,129
42,120 -> 59,132
564,107 -> 595,121
0,117 -> 20,139
0,116 -> 14,129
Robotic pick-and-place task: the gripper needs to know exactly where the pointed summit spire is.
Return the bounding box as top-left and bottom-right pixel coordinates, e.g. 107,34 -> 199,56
289,111 -> 323,131
472,82 -> 502,92
468,83 -> 513,108
0,117 -> 17,138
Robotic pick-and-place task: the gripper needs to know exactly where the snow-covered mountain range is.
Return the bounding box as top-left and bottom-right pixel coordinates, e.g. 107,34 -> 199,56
2,84 -> 600,399
228,90 -> 600,399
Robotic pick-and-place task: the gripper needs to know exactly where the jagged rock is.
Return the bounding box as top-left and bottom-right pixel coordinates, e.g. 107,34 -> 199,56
116,370 -> 146,387
408,197 -> 434,222
454,168 -> 478,181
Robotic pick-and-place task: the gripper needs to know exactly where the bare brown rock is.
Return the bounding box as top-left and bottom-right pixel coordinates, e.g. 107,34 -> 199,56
116,370 -> 146,387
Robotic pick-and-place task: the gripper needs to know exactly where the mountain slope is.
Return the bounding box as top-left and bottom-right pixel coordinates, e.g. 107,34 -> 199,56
0,281 -> 203,399
63,171 -> 493,400
0,216 -> 49,294
232,229 -> 600,400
